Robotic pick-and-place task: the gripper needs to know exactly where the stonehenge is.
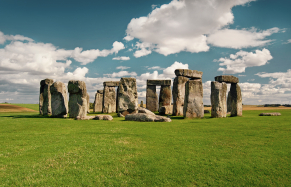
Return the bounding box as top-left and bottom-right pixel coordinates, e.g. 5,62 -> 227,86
118,78 -> 138,116
102,81 -> 120,113
68,80 -> 88,119
211,75 -> 242,117
93,90 -> 103,113
146,80 -> 172,112
50,81 -> 68,118
39,78 -> 54,115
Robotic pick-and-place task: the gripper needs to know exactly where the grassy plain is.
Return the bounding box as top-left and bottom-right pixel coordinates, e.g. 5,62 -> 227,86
0,104 -> 290,186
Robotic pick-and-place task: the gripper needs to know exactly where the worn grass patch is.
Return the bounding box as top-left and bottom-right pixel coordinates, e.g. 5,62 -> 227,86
0,104 -> 290,186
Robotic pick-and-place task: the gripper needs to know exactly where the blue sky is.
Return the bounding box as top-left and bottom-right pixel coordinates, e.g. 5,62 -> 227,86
0,0 -> 290,104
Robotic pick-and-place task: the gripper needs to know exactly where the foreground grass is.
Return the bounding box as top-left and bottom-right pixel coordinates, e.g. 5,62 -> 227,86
0,108 -> 290,186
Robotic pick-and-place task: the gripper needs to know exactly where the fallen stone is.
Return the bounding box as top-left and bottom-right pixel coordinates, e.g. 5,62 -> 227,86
50,81 -> 68,118
229,83 -> 242,116
215,75 -> 239,84
103,81 -> 120,87
138,107 -> 156,115
183,79 -> 204,118
211,81 -> 227,118
174,69 -> 203,79
103,86 -> 116,113
118,77 -> 138,116
172,76 -> 189,116
39,78 -> 54,115
159,105 -> 173,115
68,80 -> 88,119
159,85 -> 172,109
147,80 -> 171,86
75,116 -> 95,120
259,113 -> 281,116
125,113 -> 171,122
93,90 -> 103,113
146,85 -> 158,112
93,115 -> 114,120
117,113 -> 125,117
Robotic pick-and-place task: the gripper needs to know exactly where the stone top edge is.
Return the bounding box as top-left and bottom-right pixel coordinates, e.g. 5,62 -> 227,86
214,75 -> 239,83
174,69 -> 203,78
147,79 -> 171,86
103,81 -> 120,87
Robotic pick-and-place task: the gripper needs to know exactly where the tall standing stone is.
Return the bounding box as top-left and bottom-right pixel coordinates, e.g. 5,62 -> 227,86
86,92 -> 90,113
68,80 -> 88,118
103,86 -> 116,113
93,90 -> 103,113
146,85 -> 158,112
227,91 -> 232,113
172,76 -> 189,116
183,79 -> 204,118
50,81 -> 68,118
229,83 -> 242,116
211,81 -> 227,118
39,78 -> 54,115
118,78 -> 138,116
159,85 -> 172,109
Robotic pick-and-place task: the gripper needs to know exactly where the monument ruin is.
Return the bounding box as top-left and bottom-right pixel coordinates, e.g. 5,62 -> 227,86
39,78 -> 54,115
102,81 -> 120,113
68,80 -> 88,119
93,90 -> 103,113
118,77 -> 138,116
50,81 -> 68,118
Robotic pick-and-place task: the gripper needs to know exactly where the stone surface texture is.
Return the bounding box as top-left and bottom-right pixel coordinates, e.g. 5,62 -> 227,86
215,75 -> 239,84
93,115 -> 113,120
211,81 -> 227,118
174,69 -> 203,79
147,80 -> 171,86
159,85 -> 172,109
118,78 -> 138,116
86,92 -> 90,113
227,91 -> 232,113
172,76 -> 189,116
140,101 -> 144,108
229,83 -> 242,116
259,113 -> 281,116
103,81 -> 120,87
39,78 -> 54,115
125,107 -> 171,122
103,86 -> 116,113
68,80 -> 88,118
159,105 -> 173,115
183,79 -> 204,118
138,107 -> 156,115
93,90 -> 103,113
50,81 -> 68,117
146,85 -> 158,112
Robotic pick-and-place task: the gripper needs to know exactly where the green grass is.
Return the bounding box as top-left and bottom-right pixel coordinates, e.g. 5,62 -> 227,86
0,105 -> 290,186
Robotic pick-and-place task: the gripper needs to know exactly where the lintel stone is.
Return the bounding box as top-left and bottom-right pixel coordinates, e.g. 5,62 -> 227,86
103,81 -> 120,87
174,69 -> 203,79
147,80 -> 171,86
215,75 -> 239,84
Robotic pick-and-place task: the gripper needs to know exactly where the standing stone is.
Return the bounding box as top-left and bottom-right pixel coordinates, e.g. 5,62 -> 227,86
93,90 -> 103,113
227,91 -> 232,113
146,85 -> 158,112
172,76 -> 189,116
183,79 -> 204,118
140,101 -> 144,108
159,85 -> 172,109
116,86 -> 119,113
50,81 -> 68,118
118,78 -> 138,116
86,92 -> 90,113
229,83 -> 242,116
68,80 -> 88,118
39,78 -> 54,115
211,81 -> 227,118
103,86 -> 116,113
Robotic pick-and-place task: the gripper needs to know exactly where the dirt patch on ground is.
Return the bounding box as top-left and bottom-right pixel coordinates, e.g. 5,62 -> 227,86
204,105 -> 291,111
0,104 -> 37,112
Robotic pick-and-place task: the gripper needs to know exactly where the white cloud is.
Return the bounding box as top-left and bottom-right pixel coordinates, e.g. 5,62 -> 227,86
208,27 -> 281,49
0,31 -> 34,44
148,66 -> 163,70
217,48 -> 273,74
112,56 -> 130,61
256,69 -> 291,90
133,42 -> 153,58
284,39 -> 291,44
123,35 -> 134,41
116,66 -> 130,70
126,0 -> 261,56
104,71 -> 137,78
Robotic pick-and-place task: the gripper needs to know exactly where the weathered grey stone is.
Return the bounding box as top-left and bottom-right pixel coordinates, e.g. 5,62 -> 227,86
159,85 -> 172,109
138,107 -> 155,116
229,83 -> 242,116
103,81 -> 120,87
39,78 -> 54,115
183,79 -> 204,118
86,92 -> 90,113
174,69 -> 203,79
159,105 -> 173,115
215,75 -> 239,84
227,91 -> 232,113
211,81 -> 227,118
146,85 -> 158,112
75,116 -> 95,120
93,115 -> 113,120
172,76 -> 189,116
68,80 -> 88,118
50,81 -> 68,118
93,90 -> 103,113
117,113 -> 124,117
140,101 -> 144,108
147,80 -> 171,86
102,86 -> 116,113
259,113 -> 281,116
204,110 -> 210,113
125,113 -> 171,122
118,78 -> 138,116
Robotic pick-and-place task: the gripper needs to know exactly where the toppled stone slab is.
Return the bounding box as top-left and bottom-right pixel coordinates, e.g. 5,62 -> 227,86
215,75 -> 239,84
159,105 -> 173,115
147,80 -> 171,86
39,78 -> 54,115
93,90 -> 103,113
118,77 -> 138,116
211,81 -> 227,118
259,113 -> 281,116
172,76 -> 189,116
117,113 -> 125,117
68,80 -> 88,118
146,85 -> 158,112
159,85 -> 172,109
93,115 -> 113,120
103,81 -> 120,87
125,113 -> 171,122
50,81 -> 68,118
174,69 -> 203,79
75,116 -> 95,120
138,107 -> 155,115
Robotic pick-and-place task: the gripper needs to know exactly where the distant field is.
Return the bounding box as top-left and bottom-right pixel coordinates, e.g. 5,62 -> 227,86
0,104 -> 37,112
0,104 -> 290,186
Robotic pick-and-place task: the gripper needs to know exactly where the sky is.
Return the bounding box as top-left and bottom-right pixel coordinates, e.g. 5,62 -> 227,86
0,0 -> 291,105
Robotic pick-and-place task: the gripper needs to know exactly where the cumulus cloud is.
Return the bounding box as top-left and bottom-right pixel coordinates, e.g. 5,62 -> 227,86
112,56 -> 130,60
116,66 -> 130,70
104,71 -> 137,78
217,48 -> 273,74
0,31 -> 34,44
125,0 -> 268,56
148,66 -> 163,70
208,27 -> 281,49
133,42 -> 153,58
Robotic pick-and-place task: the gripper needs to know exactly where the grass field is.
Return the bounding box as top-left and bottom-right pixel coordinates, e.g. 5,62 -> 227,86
0,104 -> 290,186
